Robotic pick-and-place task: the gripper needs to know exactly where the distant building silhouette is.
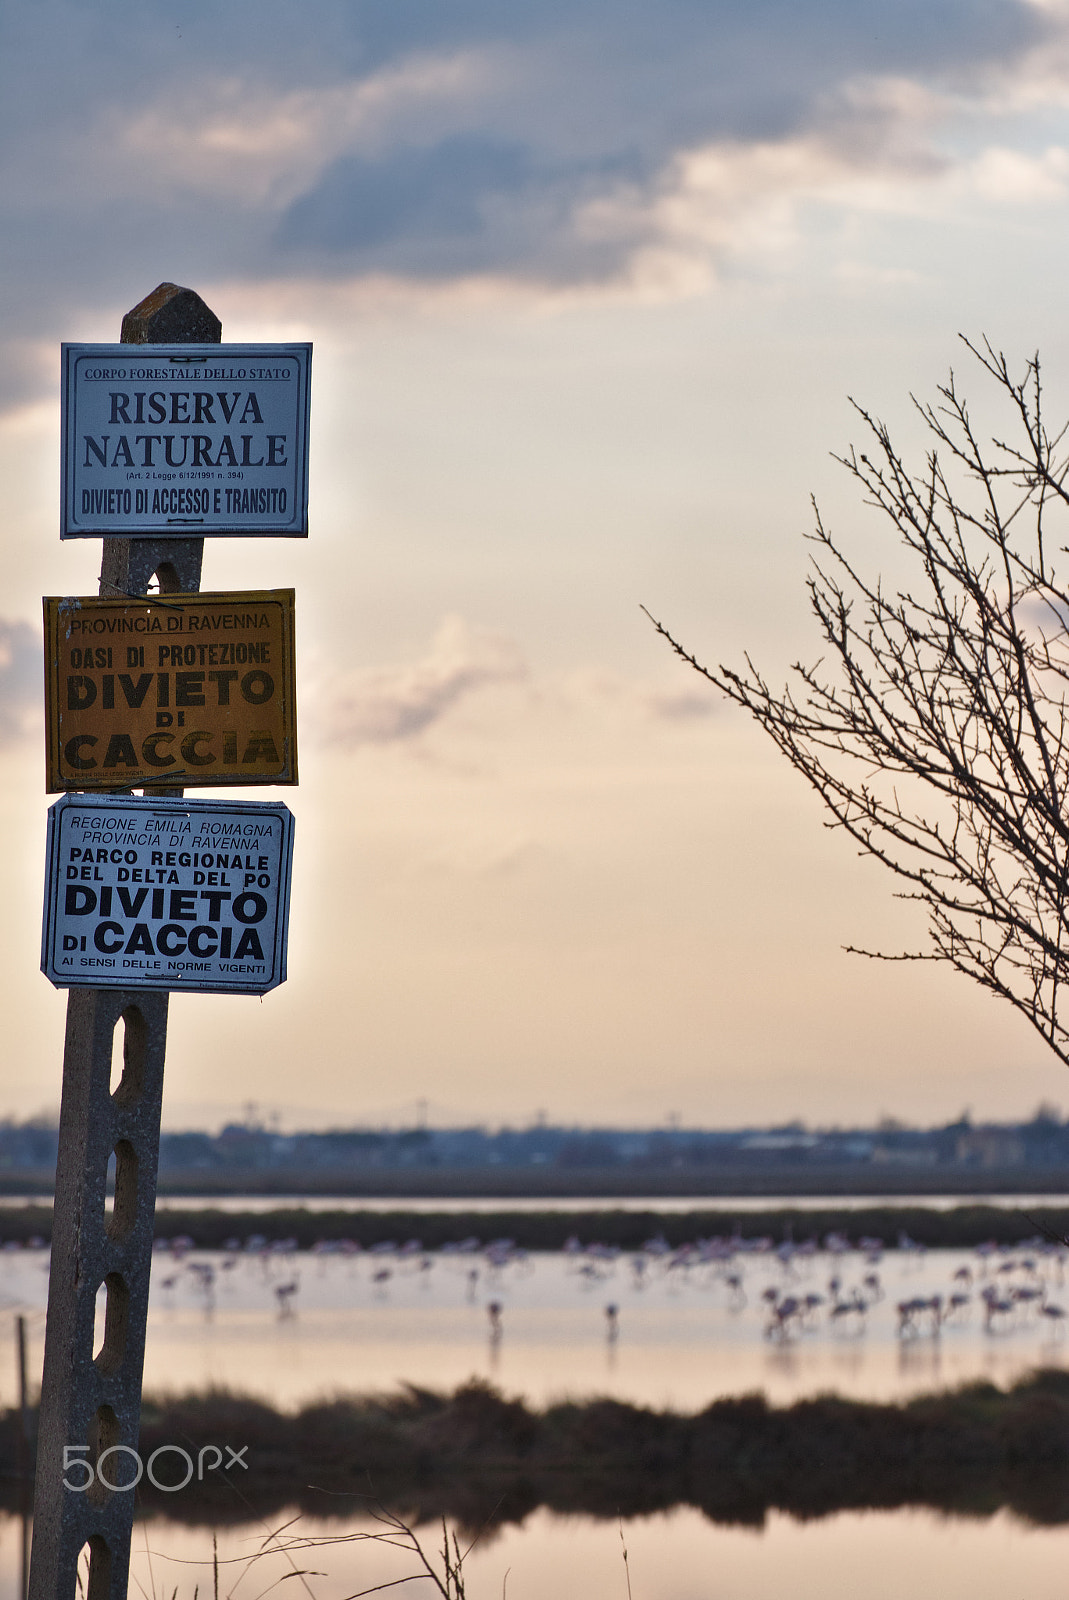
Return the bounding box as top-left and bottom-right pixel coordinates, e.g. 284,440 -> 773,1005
0,1109 -> 1066,1194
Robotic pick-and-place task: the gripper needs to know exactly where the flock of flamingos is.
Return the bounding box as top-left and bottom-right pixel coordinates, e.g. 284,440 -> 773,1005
141,1223 -> 1069,1351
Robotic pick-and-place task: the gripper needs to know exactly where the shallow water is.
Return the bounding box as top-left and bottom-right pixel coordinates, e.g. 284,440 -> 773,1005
2,1190 -> 1067,1212
0,1238 -> 1067,1411
7,1506 -> 1069,1600
149,1190 -> 1069,1212
4,1232 -> 1069,1598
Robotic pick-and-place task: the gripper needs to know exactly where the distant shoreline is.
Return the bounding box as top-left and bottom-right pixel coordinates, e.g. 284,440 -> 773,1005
141,1163 -> 1069,1199
4,1163 -> 1069,1200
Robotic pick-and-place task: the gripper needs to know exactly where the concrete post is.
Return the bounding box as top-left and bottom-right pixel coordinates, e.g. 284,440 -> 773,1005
28,284 -> 218,1600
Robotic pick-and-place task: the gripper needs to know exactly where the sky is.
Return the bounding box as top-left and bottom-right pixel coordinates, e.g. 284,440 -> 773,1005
6,0 -> 1069,1130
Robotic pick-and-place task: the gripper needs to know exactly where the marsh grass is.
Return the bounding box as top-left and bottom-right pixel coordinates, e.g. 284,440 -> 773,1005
129,1507 -> 511,1600
124,1369 -> 1069,1529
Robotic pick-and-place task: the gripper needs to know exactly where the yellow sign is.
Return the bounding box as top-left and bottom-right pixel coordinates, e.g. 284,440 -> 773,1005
44,590 -> 297,792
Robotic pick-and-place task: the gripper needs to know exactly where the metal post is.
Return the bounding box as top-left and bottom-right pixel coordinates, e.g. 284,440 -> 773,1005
17,1314 -> 29,1600
29,284 -> 219,1600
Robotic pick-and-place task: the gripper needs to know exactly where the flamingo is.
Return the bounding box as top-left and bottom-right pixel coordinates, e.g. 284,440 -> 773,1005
829,1291 -> 868,1334
274,1278 -> 299,1317
945,1292 -> 972,1322
896,1295 -> 940,1338
722,1271 -> 746,1309
775,1241 -> 797,1276
765,1294 -> 802,1342
981,1285 -> 1014,1333
1040,1303 -> 1067,1336
897,1231 -> 925,1265
441,1236 -> 480,1257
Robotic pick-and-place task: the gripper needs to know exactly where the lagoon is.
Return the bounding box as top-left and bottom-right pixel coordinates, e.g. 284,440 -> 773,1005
5,1222 -> 1069,1599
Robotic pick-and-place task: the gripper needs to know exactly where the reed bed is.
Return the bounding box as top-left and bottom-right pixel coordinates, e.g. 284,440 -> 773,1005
0,1202 -> 1065,1252
8,1373 -> 1069,1530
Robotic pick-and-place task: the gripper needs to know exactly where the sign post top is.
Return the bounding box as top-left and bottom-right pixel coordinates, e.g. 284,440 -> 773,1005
61,342 -> 312,539
121,282 -> 222,345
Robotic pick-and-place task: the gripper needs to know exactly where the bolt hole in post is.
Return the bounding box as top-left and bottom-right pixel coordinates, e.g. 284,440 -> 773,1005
77,1537 -> 112,1600
151,563 -> 181,595
92,1275 -> 130,1376
104,1142 -> 138,1241
91,1283 -> 107,1368
110,1008 -> 145,1105
103,1148 -> 115,1234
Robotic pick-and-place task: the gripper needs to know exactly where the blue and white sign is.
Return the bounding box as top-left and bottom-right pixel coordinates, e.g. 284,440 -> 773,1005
42,795 -> 294,995
61,343 -> 311,538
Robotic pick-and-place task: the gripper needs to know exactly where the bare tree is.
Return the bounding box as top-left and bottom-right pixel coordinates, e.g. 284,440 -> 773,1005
645,338 -> 1069,1066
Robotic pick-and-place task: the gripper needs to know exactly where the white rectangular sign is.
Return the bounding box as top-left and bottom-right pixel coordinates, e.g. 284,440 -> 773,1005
61,343 -> 311,538
42,795 -> 294,995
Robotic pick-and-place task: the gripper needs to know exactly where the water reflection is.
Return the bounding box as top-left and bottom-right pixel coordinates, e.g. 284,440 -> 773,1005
828,1341 -> 867,1386
764,1341 -> 801,1385
486,1298 -> 503,1375
897,1337 -> 943,1386
24,1507 -> 1063,1600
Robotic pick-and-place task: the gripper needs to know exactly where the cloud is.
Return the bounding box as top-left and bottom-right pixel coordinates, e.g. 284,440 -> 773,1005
317,637 -> 724,755
644,687 -> 721,721
970,143 -> 1069,200
266,1 -> 1057,287
0,0 -> 1065,406
0,619 -> 41,743
547,667 -> 722,723
327,616 -> 527,747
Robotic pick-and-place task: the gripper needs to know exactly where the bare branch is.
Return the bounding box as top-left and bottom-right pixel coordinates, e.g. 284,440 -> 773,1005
646,340 -> 1069,1067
